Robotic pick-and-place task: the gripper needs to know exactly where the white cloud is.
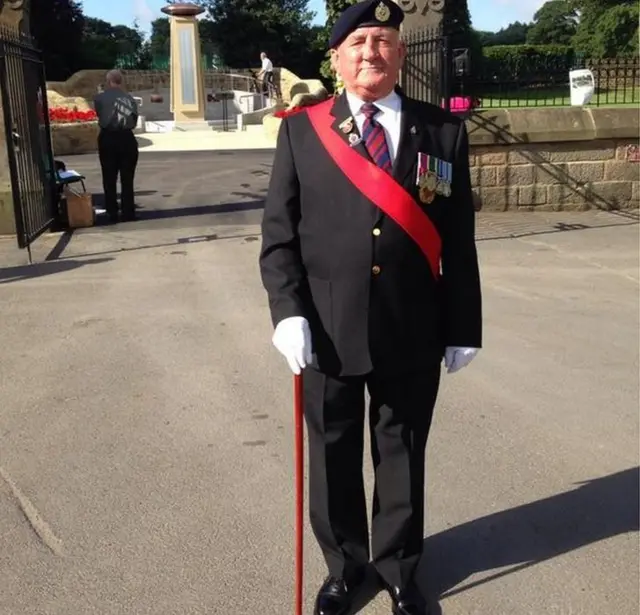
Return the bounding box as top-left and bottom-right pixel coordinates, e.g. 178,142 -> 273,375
133,0 -> 155,29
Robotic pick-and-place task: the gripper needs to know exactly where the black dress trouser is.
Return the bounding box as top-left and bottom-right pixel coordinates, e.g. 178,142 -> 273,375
98,129 -> 139,219
303,364 -> 441,589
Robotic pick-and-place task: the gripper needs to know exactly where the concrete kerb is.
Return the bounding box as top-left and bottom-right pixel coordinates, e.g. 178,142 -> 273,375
135,125 -> 277,153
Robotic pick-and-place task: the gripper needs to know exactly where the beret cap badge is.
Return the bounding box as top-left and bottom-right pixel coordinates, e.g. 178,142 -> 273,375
374,1 -> 391,21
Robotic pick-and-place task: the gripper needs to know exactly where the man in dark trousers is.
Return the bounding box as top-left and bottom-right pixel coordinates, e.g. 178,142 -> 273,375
93,70 -> 139,223
259,0 -> 482,613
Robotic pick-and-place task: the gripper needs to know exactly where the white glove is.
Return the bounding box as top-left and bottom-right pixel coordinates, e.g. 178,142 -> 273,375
272,316 -> 312,375
444,346 -> 479,374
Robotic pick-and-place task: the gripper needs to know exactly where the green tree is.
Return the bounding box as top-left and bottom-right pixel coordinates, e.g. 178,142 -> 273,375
81,18 -> 144,69
588,4 -> 639,57
30,0 -> 85,80
319,0 -> 357,81
204,0 -> 320,77
477,21 -> 531,46
149,18 -> 171,60
572,0 -> 638,56
526,0 -> 577,45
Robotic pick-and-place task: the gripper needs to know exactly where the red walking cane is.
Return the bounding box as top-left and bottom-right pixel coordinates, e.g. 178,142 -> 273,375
293,373 -> 304,615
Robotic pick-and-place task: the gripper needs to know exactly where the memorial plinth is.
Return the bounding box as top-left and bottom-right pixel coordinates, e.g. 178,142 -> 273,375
161,3 -> 207,127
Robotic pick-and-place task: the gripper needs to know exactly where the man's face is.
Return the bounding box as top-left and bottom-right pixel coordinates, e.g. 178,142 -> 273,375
331,26 -> 405,100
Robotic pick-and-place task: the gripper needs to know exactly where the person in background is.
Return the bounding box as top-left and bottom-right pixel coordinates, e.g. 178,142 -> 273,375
257,51 -> 275,99
258,0 -> 482,613
93,69 -> 139,223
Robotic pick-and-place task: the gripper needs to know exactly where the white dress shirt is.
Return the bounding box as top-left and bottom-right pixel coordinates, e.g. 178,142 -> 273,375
345,89 -> 402,163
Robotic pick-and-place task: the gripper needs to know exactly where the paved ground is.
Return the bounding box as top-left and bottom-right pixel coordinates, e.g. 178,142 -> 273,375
0,151 -> 638,614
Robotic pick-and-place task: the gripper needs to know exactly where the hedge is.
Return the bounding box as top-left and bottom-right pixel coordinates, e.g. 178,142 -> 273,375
478,45 -> 578,81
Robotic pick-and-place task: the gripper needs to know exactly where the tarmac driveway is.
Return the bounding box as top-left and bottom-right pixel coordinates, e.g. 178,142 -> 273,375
0,150 -> 638,614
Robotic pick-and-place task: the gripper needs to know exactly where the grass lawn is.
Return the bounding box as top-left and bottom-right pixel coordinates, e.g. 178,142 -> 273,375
477,87 -> 640,109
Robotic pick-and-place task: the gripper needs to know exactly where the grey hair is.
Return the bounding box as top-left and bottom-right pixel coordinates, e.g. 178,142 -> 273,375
106,69 -> 124,86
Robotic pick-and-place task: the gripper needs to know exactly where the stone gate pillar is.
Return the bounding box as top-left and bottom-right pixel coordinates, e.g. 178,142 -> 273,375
397,0 -> 444,32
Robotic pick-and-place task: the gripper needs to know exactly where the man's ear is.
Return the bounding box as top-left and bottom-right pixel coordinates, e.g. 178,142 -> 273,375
398,39 -> 407,67
329,48 -> 339,73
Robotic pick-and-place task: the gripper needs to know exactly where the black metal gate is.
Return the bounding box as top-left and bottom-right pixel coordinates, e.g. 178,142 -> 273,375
0,25 -> 56,257
401,26 -> 451,109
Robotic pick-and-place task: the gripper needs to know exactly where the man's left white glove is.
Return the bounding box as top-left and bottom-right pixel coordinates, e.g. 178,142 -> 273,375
444,346 -> 479,374
272,316 -> 313,375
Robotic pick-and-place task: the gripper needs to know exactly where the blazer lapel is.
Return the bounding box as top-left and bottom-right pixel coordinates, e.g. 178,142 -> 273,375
329,92 -> 371,162
392,95 -> 423,187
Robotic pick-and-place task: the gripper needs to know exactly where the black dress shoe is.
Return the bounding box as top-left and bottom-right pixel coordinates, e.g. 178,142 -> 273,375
385,582 -> 429,615
314,573 -> 364,615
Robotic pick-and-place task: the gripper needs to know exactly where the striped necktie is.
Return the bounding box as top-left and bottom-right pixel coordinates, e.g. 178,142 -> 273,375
361,103 -> 392,174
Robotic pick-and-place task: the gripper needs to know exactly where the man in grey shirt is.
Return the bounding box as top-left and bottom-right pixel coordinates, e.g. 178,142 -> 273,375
93,70 -> 139,223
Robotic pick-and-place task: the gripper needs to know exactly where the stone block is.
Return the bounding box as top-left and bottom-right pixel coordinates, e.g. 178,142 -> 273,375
477,186 -> 518,211
604,161 -> 640,182
564,161 -> 605,184
590,107 -> 640,140
47,92 -> 93,111
533,162 -> 567,185
470,165 -> 497,188
632,181 -> 640,204
50,121 -> 99,156
508,141 -> 615,164
0,184 -> 16,235
506,144 -> 543,165
519,185 -> 547,206
289,79 -> 326,100
507,107 -> 596,143
262,114 -> 283,141
473,146 -> 507,166
497,164 -> 534,186
466,111 -> 513,146
588,181 -> 633,210
547,184 -> 590,209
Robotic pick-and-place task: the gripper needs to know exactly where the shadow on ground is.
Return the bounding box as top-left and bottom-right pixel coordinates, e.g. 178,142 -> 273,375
343,467 -> 639,613
477,209 -> 639,242
0,258 -> 114,284
418,467 -> 639,600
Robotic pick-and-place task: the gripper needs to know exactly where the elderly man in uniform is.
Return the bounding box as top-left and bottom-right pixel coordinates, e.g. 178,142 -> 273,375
259,0 -> 482,613
93,69 -> 139,223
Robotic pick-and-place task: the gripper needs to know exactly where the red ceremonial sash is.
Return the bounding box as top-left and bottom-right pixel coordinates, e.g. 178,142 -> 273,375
305,99 -> 442,279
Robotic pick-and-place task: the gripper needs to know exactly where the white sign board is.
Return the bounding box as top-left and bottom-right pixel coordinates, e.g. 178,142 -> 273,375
569,69 -> 595,106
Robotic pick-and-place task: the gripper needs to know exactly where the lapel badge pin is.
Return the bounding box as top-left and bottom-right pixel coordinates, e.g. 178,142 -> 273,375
339,117 -> 354,133
348,133 -> 361,146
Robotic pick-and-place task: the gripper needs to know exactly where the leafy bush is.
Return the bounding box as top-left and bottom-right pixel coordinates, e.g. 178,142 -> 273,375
479,44 -> 576,81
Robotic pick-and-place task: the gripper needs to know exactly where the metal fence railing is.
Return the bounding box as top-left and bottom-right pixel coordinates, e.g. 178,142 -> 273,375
400,26 -> 451,108
457,56 -> 639,108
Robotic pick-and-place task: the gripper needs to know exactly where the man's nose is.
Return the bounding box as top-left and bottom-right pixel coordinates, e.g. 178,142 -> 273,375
362,40 -> 379,60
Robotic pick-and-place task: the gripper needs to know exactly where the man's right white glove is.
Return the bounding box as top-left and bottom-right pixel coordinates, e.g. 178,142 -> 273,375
272,316 -> 312,375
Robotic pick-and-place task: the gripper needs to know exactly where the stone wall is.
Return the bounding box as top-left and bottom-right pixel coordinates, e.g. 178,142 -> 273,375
47,67 -> 302,107
51,122 -> 100,156
467,107 -> 639,211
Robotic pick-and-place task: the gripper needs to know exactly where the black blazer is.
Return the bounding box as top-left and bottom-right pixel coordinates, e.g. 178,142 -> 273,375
259,90 -> 482,377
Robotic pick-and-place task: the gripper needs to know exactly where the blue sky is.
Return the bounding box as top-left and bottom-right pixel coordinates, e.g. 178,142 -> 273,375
82,0 -> 546,35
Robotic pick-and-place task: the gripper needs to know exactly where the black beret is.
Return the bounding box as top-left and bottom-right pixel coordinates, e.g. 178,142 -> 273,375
329,0 -> 404,49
